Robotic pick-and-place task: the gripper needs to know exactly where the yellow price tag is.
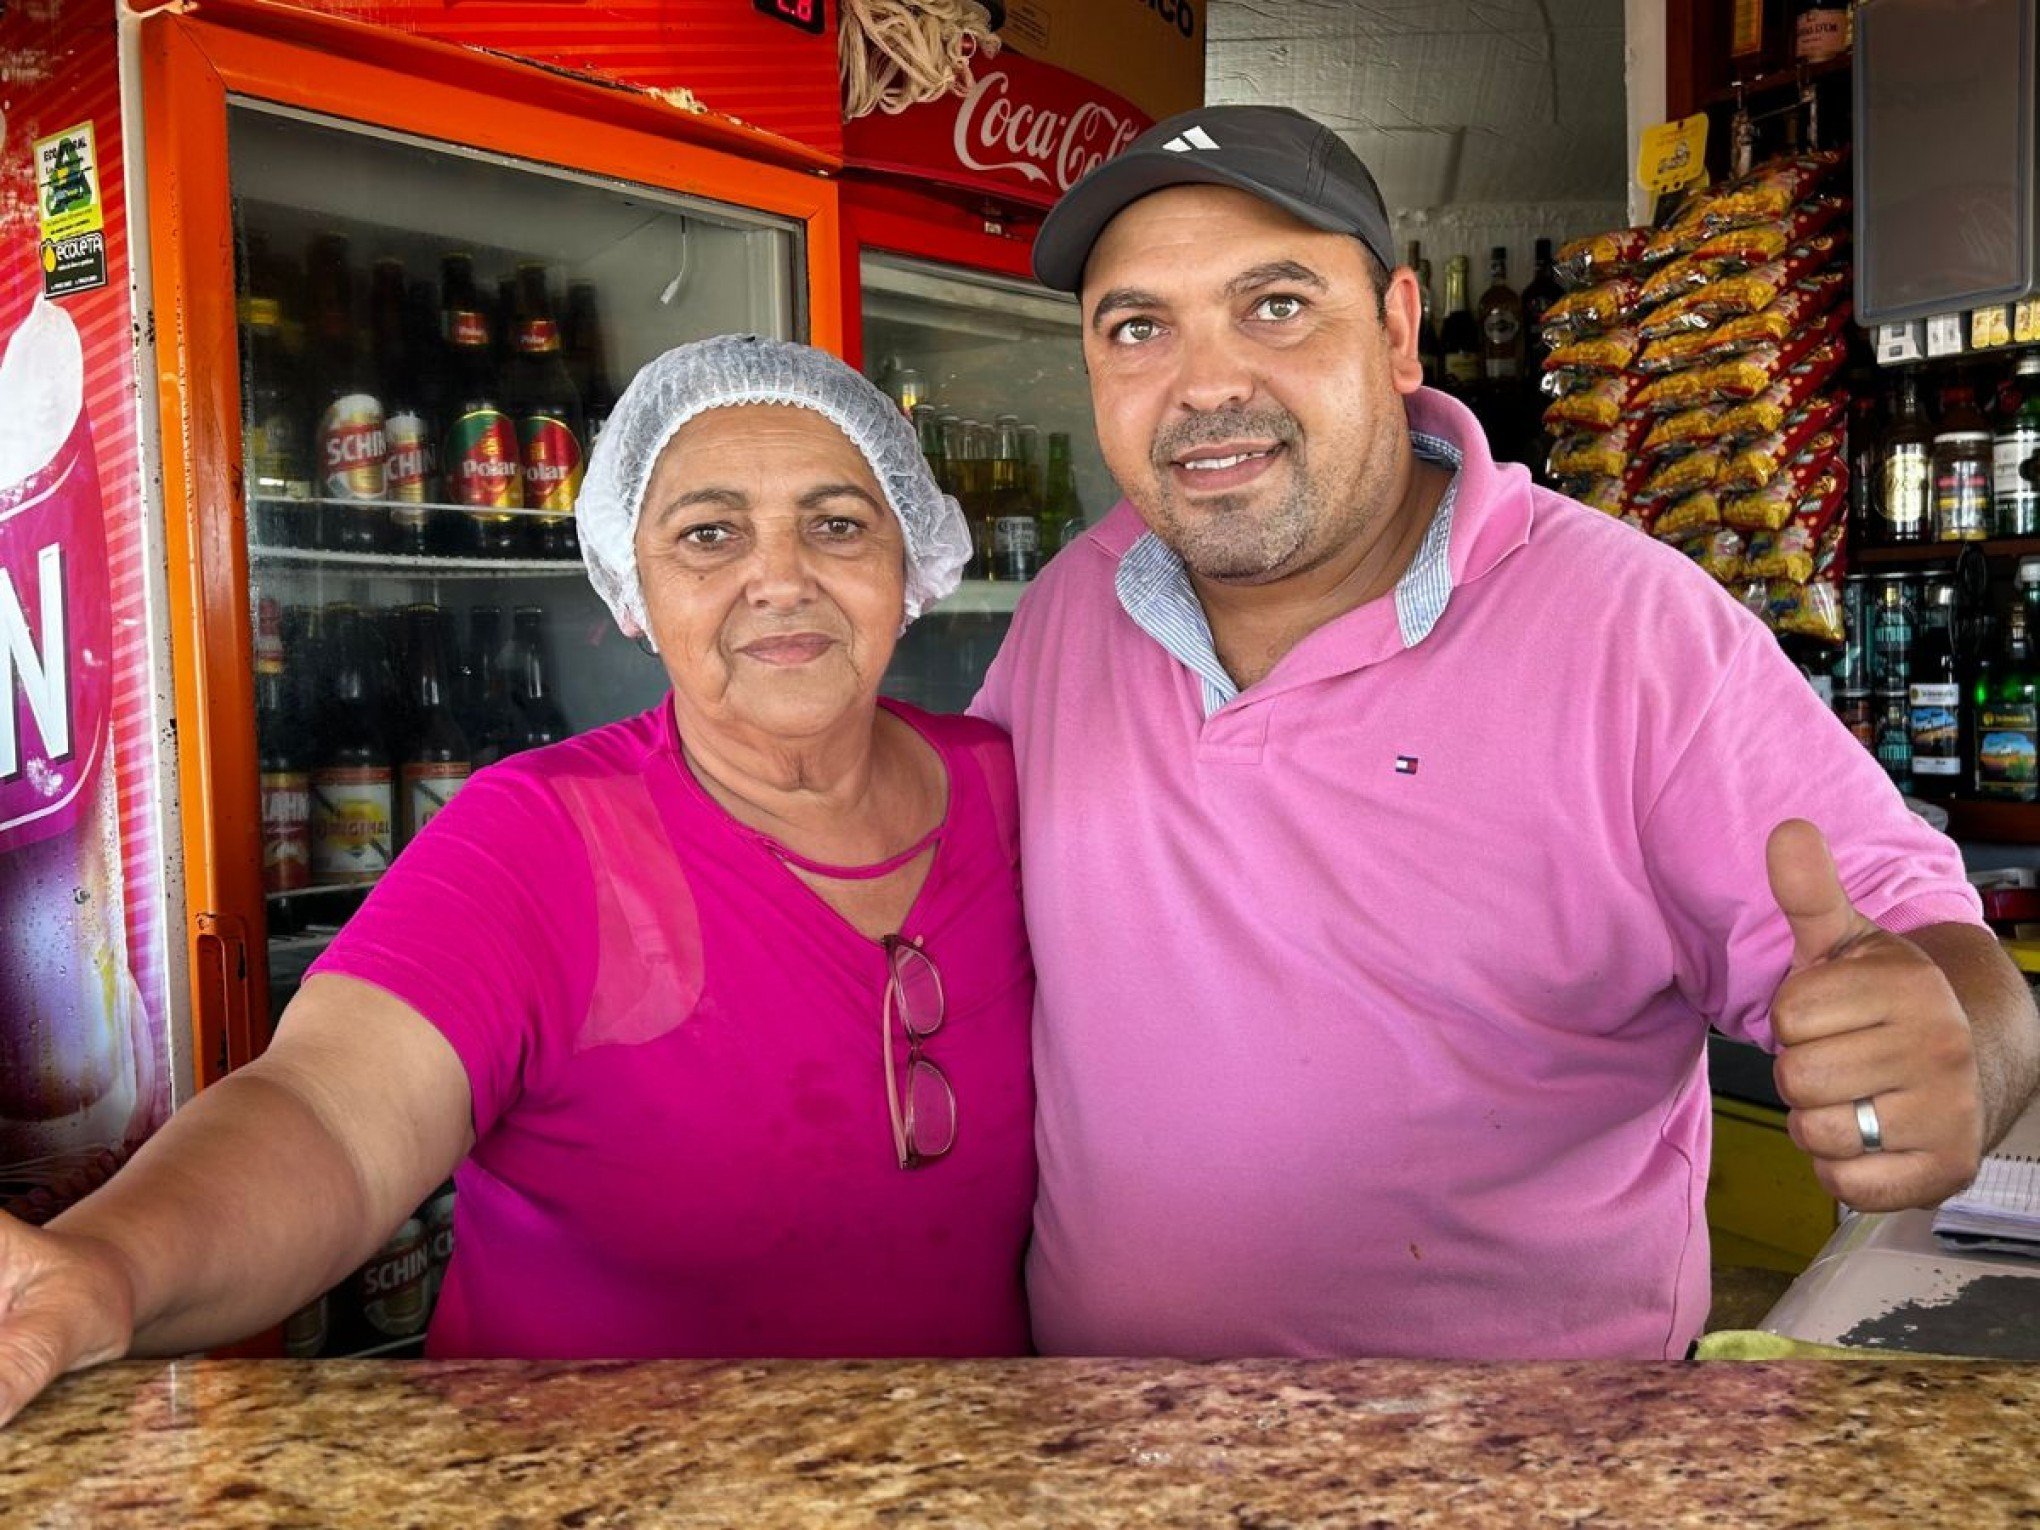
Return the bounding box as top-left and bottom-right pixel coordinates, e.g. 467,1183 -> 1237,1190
1638,114 -> 1710,196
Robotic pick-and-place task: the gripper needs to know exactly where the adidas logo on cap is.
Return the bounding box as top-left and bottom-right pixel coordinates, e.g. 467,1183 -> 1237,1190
1161,125 -> 1221,152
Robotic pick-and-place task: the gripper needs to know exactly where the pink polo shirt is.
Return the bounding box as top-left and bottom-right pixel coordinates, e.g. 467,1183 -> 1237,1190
309,698 -> 1035,1359
975,386 -> 1981,1360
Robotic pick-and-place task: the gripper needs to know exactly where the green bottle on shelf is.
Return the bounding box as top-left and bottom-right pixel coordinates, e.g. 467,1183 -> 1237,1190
1974,561 -> 2040,802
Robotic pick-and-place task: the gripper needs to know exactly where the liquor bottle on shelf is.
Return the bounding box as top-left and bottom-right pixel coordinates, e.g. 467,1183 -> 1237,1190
988,416 -> 1042,583
1477,246 -> 1524,383
440,254 -> 522,557
398,605 -> 472,848
310,607 -> 395,887
563,282 -> 617,446
1973,570 -> 2040,802
373,259 -> 439,554
1439,256 -> 1481,393
507,606 -> 571,751
1879,370 -> 1932,546
1931,377 -> 1993,543
1730,0 -> 1789,73
1520,238 -> 1563,378
1907,578 -> 1966,799
305,233 -> 389,554
1407,241 -> 1444,389
507,263 -> 585,561
1995,353 -> 2040,538
1044,431 -> 1087,556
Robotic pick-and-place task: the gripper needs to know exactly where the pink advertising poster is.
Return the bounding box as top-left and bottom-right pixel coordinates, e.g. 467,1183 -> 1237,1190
1,0 -> 171,1223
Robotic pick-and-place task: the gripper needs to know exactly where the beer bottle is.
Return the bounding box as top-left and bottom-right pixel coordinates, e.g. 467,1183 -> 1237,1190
563,281 -> 617,446
1478,246 -> 1524,382
1993,353 -> 2040,538
988,417 -> 1042,582
507,264 -> 585,560
1974,582 -> 2039,802
310,607 -> 395,886
305,234 -> 389,553
508,605 -> 570,751
255,597 -> 312,905
1043,431 -> 1087,555
440,254 -> 523,556
914,404 -> 945,488
1907,579 -> 1966,799
373,259 -> 438,553
237,244 -> 315,547
1018,422 -> 1043,501
399,605 -> 472,847
1439,255 -> 1481,392
459,605 -> 519,768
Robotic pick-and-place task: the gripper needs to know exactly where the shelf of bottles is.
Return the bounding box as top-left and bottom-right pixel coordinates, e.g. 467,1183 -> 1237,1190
1843,346 -> 2040,834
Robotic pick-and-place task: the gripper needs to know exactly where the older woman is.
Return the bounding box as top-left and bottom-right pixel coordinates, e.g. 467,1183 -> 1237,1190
0,338 -> 1033,1421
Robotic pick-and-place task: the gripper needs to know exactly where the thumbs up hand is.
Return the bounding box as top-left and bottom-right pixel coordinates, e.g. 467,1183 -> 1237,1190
1765,819 -> 1982,1213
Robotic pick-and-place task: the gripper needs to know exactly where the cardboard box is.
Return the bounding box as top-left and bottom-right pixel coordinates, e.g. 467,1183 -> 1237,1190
999,0 -> 1204,122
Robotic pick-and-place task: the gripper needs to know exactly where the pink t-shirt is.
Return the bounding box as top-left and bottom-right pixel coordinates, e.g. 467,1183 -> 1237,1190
308,698 -> 1035,1359
975,386 -> 1983,1361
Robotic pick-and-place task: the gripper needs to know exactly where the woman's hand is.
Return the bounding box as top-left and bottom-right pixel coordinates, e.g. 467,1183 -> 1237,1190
0,1210 -> 135,1427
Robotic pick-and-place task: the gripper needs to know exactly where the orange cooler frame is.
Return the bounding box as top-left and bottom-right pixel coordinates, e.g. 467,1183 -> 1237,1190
140,4 -> 844,1089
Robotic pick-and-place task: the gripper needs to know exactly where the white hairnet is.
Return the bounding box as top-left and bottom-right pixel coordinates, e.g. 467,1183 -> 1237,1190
575,334 -> 973,646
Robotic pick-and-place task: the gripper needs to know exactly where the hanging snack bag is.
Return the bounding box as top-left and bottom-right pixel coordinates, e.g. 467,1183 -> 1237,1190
1718,397 -> 1845,494
1543,374 -> 1640,434
1655,489 -> 1725,537
1540,278 -> 1645,339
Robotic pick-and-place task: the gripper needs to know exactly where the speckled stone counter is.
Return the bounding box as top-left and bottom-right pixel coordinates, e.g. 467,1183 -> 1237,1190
3,1357 -> 2038,1527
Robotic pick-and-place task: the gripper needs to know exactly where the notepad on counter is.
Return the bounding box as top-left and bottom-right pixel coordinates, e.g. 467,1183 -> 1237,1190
1932,1154 -> 2040,1258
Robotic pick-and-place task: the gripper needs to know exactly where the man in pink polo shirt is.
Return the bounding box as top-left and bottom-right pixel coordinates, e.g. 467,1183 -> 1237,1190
974,106 -> 2040,1359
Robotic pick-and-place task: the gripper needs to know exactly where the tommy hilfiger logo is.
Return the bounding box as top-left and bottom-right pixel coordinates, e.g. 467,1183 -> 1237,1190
1162,125 -> 1221,152
1394,756 -> 1419,775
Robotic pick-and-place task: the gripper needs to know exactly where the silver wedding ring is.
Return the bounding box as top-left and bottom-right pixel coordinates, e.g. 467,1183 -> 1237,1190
1854,1096 -> 1885,1155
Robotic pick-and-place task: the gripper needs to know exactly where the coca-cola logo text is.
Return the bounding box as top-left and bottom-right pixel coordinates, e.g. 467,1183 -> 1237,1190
953,69 -> 1142,192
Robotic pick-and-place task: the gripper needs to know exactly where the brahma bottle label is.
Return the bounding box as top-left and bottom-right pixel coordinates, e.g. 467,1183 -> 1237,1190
445,309 -> 488,349
318,393 -> 388,501
260,769 -> 311,892
447,408 -> 521,508
520,413 -> 583,514
310,764 -> 392,883
516,317 -> 559,354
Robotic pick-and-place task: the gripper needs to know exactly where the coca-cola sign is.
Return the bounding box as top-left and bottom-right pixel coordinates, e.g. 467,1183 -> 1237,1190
845,50 -> 1151,210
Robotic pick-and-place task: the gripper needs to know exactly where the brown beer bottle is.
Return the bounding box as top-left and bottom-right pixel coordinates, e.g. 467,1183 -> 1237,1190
458,604 -> 519,769
563,281 -> 617,446
507,605 -> 570,751
398,604 -> 471,847
238,248 -> 315,548
507,265 -> 585,560
988,416 -> 1041,582
439,254 -> 523,556
255,597 -> 311,911
310,607 -> 395,886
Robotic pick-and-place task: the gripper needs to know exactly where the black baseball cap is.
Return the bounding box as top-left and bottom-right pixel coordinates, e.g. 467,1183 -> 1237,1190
1032,105 -> 1398,293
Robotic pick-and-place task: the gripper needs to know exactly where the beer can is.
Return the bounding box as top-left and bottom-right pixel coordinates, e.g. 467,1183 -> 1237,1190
318,393 -> 389,501
1835,691 -> 1875,751
358,1217 -> 431,1339
423,1183 -> 456,1310
1869,573 -> 1916,697
1874,695 -> 1914,790
282,1293 -> 329,1358
1837,574 -> 1872,691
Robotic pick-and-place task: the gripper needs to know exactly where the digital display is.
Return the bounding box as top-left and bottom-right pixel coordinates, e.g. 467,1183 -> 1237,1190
753,0 -> 826,35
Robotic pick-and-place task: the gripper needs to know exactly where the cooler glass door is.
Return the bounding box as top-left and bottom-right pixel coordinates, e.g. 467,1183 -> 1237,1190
222,103 -> 803,1358
860,253 -> 1108,711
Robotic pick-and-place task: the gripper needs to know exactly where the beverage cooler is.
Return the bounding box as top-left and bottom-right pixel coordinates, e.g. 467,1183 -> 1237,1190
841,57 -> 1155,711
138,9 -> 842,1356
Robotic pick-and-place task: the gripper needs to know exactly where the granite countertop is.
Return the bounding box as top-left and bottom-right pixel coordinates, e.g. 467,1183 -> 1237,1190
4,1356 -> 2038,1527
